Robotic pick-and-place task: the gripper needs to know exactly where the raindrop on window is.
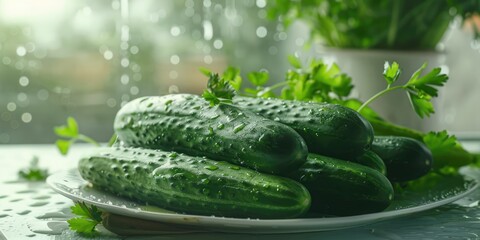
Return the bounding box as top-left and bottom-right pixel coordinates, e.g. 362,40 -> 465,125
256,0 -> 267,8
170,55 -> 180,65
256,26 -> 267,38
107,98 -> 117,107
121,74 -> 130,85
203,0 -> 212,8
295,37 -> 305,46
26,43 -> 36,52
171,26 -> 181,37
168,85 -> 179,94
21,113 -> 32,123
120,42 -> 129,50
121,58 -> 130,67
37,89 -> 49,100
130,86 -> 139,95
203,20 -> 213,40
268,46 -> 278,55
2,57 -> 11,65
17,93 -> 28,102
213,39 -> 223,49
7,102 -> 16,112
104,50 -> 113,60
204,55 -> 213,64
278,32 -> 287,40
16,46 -> 27,56
130,46 -> 139,54
19,76 -> 29,87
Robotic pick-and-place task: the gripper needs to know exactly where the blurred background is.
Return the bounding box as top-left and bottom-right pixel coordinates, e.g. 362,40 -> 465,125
0,0 -> 479,144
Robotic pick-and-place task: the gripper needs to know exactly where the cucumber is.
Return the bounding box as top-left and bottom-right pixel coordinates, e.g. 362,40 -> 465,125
114,94 -> 308,174
233,97 -> 374,160
354,150 -> 387,175
78,147 -> 311,219
371,136 -> 433,182
289,154 -> 394,216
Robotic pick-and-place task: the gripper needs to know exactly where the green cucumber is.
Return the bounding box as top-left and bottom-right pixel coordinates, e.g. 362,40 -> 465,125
354,150 -> 387,175
289,154 -> 394,216
371,136 -> 433,182
233,97 -> 374,160
78,147 -> 311,219
114,94 -> 308,174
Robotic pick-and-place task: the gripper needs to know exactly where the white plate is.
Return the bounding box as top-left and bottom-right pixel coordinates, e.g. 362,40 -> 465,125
47,168 -> 479,233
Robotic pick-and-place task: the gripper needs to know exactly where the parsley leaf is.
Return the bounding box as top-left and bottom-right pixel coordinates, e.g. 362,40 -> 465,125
287,55 -> 302,69
18,156 -> 49,181
423,131 -> 473,169
280,59 -> 353,102
68,202 -> 103,236
222,67 -> 242,91
358,62 -> 448,119
54,117 -> 100,155
202,73 -> 236,106
404,65 -> 448,117
383,61 -> 400,85
247,71 -> 269,87
68,218 -> 98,236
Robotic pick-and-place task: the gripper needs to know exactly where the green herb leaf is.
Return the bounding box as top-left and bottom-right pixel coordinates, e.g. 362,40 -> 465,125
287,55 -> 302,69
107,133 -> 118,147
406,67 -> 448,97
68,218 -> 97,234
222,67 -> 242,91
359,62 -> 447,119
423,131 -> 457,152
18,156 -> 49,181
202,73 -> 236,106
67,117 -> 79,136
408,93 -> 434,118
383,61 -> 400,85
199,67 -> 212,77
247,71 -> 269,86
54,117 -> 100,155
56,139 -> 72,155
68,202 -> 103,236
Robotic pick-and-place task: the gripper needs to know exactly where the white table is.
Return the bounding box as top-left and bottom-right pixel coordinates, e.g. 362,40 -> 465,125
1,144 -> 480,239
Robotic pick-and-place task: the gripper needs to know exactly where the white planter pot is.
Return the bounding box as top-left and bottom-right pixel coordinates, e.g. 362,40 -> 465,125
318,48 -> 447,132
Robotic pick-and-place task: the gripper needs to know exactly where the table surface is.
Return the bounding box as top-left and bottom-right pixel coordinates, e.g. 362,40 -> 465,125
1,143 -> 480,240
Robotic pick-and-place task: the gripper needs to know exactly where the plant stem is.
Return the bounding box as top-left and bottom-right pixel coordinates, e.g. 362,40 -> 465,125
267,81 -> 289,91
78,135 -> 100,146
357,85 -> 404,112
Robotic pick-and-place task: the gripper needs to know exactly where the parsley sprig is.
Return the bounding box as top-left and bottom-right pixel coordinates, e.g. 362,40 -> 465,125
201,56 -> 473,171
18,156 -> 49,181
67,202 -> 103,236
201,73 -> 237,106
357,62 -> 448,118
54,117 -> 100,155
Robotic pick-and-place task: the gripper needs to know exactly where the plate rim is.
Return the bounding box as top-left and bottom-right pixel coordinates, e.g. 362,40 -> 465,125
47,168 -> 480,233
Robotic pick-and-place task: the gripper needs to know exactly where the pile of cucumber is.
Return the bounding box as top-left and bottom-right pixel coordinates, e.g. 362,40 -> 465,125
78,94 -> 433,219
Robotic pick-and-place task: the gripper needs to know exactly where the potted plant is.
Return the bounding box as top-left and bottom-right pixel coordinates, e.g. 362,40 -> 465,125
267,0 -> 479,131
